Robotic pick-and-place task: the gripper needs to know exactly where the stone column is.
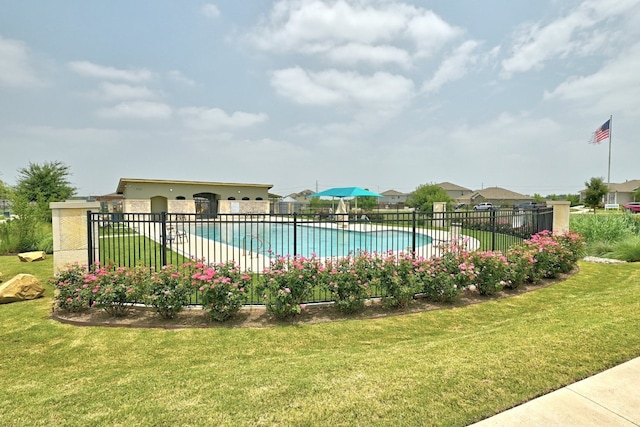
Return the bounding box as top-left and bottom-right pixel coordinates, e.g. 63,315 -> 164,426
433,201 -> 447,228
50,200 -> 101,273
547,201 -> 571,235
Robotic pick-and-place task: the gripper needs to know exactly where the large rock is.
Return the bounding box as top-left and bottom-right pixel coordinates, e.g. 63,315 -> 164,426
0,274 -> 45,304
18,251 -> 47,262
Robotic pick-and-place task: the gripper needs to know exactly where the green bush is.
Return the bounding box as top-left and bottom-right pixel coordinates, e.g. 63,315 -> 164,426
607,236 -> 640,262
570,213 -> 639,244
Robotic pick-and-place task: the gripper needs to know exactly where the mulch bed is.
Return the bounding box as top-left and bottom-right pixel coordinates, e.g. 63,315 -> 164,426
51,270 -> 575,330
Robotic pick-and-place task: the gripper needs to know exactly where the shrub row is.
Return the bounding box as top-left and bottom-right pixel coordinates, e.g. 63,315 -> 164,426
52,231 -> 585,321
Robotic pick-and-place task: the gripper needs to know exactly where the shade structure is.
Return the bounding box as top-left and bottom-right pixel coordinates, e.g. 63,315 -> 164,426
309,187 -> 382,212
309,187 -> 382,199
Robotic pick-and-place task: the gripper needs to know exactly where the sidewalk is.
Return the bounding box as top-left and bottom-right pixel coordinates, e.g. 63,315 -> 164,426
469,357 -> 640,426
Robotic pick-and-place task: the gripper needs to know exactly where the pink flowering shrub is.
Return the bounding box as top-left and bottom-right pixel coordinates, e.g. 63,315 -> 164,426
324,252 -> 374,313
371,251 -> 423,308
417,251 -> 471,302
257,255 -> 323,318
87,264 -> 147,317
144,263 -> 194,319
51,262 -> 92,312
524,230 -> 585,279
466,250 -> 510,295
190,260 -> 251,321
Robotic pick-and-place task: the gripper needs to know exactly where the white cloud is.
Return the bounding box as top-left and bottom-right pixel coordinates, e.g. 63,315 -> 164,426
69,61 -> 154,82
271,67 -> 414,108
544,42 -> 640,115
326,43 -> 412,68
501,0 -> 640,77
94,82 -> 156,100
422,40 -> 480,93
167,70 -> 195,85
201,3 -> 221,19
247,0 -> 461,66
0,35 -> 42,87
97,101 -> 172,119
179,107 -> 267,130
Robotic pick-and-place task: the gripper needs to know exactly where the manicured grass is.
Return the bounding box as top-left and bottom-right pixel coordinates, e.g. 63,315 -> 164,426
1,256 -> 639,426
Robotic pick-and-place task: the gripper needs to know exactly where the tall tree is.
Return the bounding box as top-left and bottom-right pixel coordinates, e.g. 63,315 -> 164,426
14,161 -> 76,221
405,184 -> 453,212
583,177 -> 608,213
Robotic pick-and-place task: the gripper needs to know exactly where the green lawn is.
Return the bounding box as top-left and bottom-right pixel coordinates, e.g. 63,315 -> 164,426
1,256 -> 639,426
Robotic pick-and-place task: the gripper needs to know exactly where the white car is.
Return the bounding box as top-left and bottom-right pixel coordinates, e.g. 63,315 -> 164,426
474,202 -> 497,211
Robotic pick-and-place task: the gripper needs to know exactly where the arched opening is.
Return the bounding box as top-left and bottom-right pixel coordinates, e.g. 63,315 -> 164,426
193,192 -> 218,218
150,196 -> 168,214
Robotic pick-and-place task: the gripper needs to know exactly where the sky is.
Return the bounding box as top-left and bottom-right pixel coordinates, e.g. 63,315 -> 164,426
1,0 -> 639,198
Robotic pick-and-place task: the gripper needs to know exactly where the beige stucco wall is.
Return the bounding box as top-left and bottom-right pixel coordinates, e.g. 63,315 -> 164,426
121,182 -> 269,201
50,200 -> 101,273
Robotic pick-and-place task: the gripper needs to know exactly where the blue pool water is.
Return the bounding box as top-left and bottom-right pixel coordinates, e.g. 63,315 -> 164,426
195,223 -> 432,258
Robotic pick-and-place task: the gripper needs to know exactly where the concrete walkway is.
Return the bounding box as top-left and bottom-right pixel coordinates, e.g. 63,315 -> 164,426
470,357 -> 640,426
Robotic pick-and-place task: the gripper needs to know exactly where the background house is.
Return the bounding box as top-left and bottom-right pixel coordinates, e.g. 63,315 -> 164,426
461,187 -> 533,207
579,179 -> 640,205
436,182 -> 473,200
379,189 -> 410,208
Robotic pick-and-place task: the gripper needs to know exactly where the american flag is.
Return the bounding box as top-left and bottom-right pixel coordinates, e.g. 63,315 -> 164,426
589,119 -> 610,144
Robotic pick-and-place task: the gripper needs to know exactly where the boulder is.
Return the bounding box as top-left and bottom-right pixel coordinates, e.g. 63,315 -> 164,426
0,274 -> 45,304
18,251 -> 47,262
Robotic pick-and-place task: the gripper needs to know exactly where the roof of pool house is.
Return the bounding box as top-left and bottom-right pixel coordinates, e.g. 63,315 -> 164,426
116,178 -> 273,194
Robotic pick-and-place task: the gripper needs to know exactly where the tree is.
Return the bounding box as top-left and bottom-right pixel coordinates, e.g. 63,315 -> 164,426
583,177 -> 608,212
14,161 -> 76,221
0,178 -> 13,200
633,187 -> 640,202
355,195 -> 378,211
405,184 -> 453,212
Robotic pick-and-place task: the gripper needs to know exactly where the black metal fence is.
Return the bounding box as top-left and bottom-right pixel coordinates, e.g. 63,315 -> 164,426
89,207 -> 553,271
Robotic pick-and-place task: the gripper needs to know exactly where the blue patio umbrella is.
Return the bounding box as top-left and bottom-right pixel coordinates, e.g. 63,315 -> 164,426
309,187 -> 382,199
309,187 -> 382,211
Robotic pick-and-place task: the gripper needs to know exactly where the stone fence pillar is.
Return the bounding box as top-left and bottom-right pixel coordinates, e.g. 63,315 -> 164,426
433,202 -> 447,228
50,200 -> 101,273
547,201 -> 571,235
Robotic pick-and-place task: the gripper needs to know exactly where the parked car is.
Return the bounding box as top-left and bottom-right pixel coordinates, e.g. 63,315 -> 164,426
515,201 -> 541,210
623,202 -> 640,213
473,202 -> 497,211
454,203 -> 466,210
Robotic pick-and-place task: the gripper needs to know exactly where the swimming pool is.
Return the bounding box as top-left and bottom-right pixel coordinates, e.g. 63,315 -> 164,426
195,222 -> 432,258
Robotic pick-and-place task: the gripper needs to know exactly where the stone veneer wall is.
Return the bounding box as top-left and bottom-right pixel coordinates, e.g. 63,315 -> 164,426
50,200 -> 101,273
217,200 -> 270,215
168,199 -> 196,214
123,199 -> 151,213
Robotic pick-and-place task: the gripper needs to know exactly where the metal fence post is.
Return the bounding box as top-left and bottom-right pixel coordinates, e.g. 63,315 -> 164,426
293,212 -> 298,256
87,210 -> 94,267
411,210 -> 417,254
160,211 -> 167,267
490,209 -> 497,251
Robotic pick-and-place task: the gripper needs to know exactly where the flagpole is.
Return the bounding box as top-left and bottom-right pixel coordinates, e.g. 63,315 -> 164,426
607,114 -> 613,203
